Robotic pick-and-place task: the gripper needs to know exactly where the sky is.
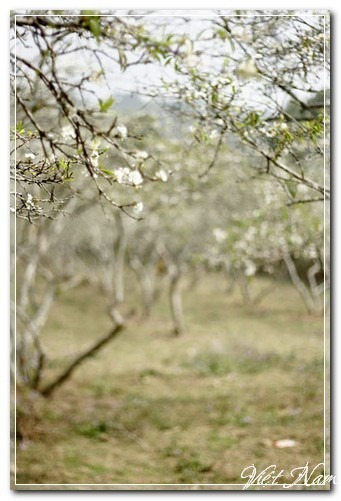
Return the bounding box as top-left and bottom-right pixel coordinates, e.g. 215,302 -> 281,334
13,11 -> 327,119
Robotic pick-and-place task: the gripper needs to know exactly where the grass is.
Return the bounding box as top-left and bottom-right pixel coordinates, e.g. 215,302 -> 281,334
14,274 -> 328,489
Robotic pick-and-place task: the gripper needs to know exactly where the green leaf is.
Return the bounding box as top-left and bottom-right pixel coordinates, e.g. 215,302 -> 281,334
100,167 -> 115,176
150,49 -> 161,62
88,17 -> 101,41
247,111 -> 260,127
211,91 -> 219,104
286,181 -> 297,198
58,158 -> 68,171
16,121 -> 25,135
164,56 -> 173,67
98,96 -> 115,112
217,29 -> 228,41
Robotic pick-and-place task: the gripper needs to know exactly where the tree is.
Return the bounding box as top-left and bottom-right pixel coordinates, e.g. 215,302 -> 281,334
164,11 -> 329,202
11,10 -> 188,219
11,10 -> 329,396
12,11 -> 330,216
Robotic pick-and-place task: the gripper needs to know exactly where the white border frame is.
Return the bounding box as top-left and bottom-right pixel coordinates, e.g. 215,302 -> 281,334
11,8 -> 330,492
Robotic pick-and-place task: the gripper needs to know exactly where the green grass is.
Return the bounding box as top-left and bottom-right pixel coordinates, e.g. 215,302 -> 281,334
15,275 -> 328,489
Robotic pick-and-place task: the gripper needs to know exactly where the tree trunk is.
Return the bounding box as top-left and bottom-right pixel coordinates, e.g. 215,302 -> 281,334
283,251 -> 315,313
130,257 -> 156,317
187,264 -> 203,291
169,273 -> 185,335
222,259 -> 236,295
239,275 -> 252,306
113,212 -> 127,304
307,260 -> 323,314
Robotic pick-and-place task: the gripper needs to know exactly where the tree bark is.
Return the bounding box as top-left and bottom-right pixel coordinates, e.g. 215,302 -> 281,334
169,273 -> 185,335
113,212 -> 127,304
155,241 -> 186,335
239,275 -> 252,306
130,257 -> 156,317
307,260 -> 323,314
40,322 -> 124,397
283,251 -> 315,313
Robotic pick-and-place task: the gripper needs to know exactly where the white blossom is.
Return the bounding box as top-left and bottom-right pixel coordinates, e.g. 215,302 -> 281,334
116,125 -> 128,139
236,58 -> 258,79
26,193 -> 35,207
133,201 -> 144,214
290,234 -> 303,246
90,151 -> 99,168
185,54 -> 199,68
245,261 -> 257,277
61,125 -> 75,139
25,152 -> 35,160
184,38 -> 193,56
155,169 -> 168,182
89,70 -> 104,82
114,167 -> 143,186
233,26 -> 246,40
114,167 -> 131,184
134,150 -> 149,160
213,228 -> 227,243
265,129 -> 276,138
130,170 -> 143,186
209,129 -> 219,141
183,39 -> 198,67
91,137 -> 101,151
211,79 -> 221,87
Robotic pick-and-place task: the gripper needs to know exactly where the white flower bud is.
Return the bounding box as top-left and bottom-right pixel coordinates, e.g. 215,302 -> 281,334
155,169 -> 168,182
130,170 -> 143,186
116,125 -> 128,139
134,201 -> 144,214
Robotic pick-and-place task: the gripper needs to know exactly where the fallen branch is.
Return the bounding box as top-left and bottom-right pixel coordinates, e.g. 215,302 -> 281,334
40,321 -> 124,397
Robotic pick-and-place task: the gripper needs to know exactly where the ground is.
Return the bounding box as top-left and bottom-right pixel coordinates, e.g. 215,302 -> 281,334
14,275 -> 329,490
